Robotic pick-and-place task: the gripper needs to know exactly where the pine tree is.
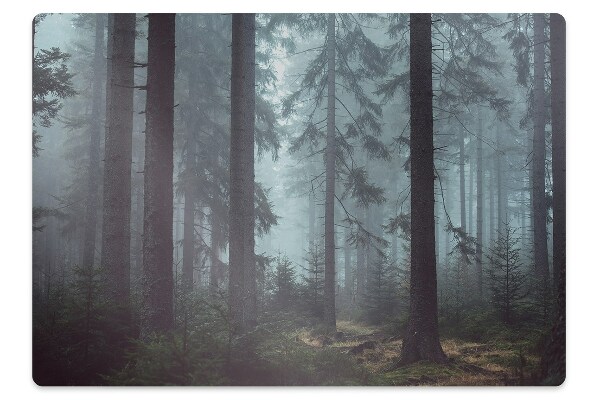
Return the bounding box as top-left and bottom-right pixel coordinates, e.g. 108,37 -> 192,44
100,13 -> 136,328
532,14 -> 549,278
81,14 -> 105,270
399,13 -> 447,365
32,14 -> 76,157
140,13 -> 176,337
229,13 -> 257,334
486,222 -> 527,324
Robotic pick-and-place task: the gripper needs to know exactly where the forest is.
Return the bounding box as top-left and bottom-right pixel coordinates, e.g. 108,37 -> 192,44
32,13 -> 565,386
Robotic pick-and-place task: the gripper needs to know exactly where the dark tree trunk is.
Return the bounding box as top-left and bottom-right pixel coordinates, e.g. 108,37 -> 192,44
229,13 -> 256,334
475,111 -> 484,301
209,211 -> 221,295
532,13 -> 549,278
308,190 -> 315,253
540,13 -> 566,385
489,161 -> 495,246
182,140 -> 196,291
141,13 -> 176,337
496,123 -> 506,237
323,13 -> 337,332
468,141 -> 474,235
100,13 -> 135,312
550,13 -> 565,307
82,14 -> 105,270
356,208 -> 366,303
344,226 -> 352,299
400,13 -> 447,365
459,126 -> 466,230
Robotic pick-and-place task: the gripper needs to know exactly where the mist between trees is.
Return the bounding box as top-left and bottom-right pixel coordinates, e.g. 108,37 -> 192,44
32,13 -> 565,386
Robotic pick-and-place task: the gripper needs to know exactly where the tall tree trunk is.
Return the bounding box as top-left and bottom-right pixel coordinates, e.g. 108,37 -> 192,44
468,141 -> 474,235
344,225 -> 352,299
308,189 -> 315,254
323,13 -> 337,332
475,111 -> 483,301
540,13 -> 566,385
550,13 -> 565,305
532,13 -> 549,278
489,160 -> 495,245
459,126 -> 466,231
229,13 -> 256,333
100,13 -> 135,315
496,123 -> 506,237
141,13 -> 176,337
356,208 -> 366,303
400,13 -> 447,365
82,14 -> 105,270
209,210 -> 221,295
182,141 -> 196,291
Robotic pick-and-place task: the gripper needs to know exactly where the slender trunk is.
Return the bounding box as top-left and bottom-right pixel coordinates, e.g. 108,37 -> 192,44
82,14 -> 105,269
141,13 -> 176,336
496,123 -> 506,238
229,14 -> 256,333
532,13 -> 549,278
459,126 -> 466,231
209,211 -> 221,294
489,160 -> 495,246
539,13 -> 566,385
400,13 -> 446,365
182,143 -> 195,291
101,13 -> 135,311
356,209 -> 366,303
323,13 -> 337,332
475,112 -> 483,301
344,226 -> 352,299
308,190 -> 315,253
550,13 -> 565,306
468,142 -> 474,235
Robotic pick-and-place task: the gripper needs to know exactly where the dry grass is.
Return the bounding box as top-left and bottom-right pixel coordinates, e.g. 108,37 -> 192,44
293,320 -> 539,386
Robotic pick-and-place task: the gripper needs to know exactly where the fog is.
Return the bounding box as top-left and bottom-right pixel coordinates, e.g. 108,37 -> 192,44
32,13 -> 565,386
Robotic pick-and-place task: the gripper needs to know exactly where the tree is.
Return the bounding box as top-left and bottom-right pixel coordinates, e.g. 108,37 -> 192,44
229,13 -> 257,334
540,12 -> 566,386
475,111 -> 484,301
81,14 -> 105,270
100,13 -> 136,322
532,14 -> 549,278
323,13 -> 337,332
273,13 -> 388,332
141,13 -> 176,337
486,222 -> 527,324
400,13 -> 447,365
32,14 -> 76,157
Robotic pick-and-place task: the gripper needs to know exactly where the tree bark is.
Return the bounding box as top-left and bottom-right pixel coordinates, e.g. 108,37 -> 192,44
400,13 -> 447,365
82,14 -> 105,270
100,13 -> 135,311
459,125 -> 466,231
496,123 -> 507,238
209,210 -> 222,295
344,225 -> 352,299
323,13 -> 337,332
141,13 -> 176,337
475,111 -> 484,302
532,13 -> 549,278
229,13 -> 256,333
468,141 -> 474,235
539,13 -> 566,385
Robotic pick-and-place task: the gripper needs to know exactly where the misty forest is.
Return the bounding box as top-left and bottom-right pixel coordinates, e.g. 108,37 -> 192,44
32,13 -> 565,386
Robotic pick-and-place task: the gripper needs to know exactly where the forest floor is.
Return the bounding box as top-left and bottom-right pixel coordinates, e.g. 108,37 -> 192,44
295,320 -> 540,386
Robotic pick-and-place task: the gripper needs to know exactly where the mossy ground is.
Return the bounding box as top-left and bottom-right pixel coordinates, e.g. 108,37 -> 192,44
290,320 -> 541,386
